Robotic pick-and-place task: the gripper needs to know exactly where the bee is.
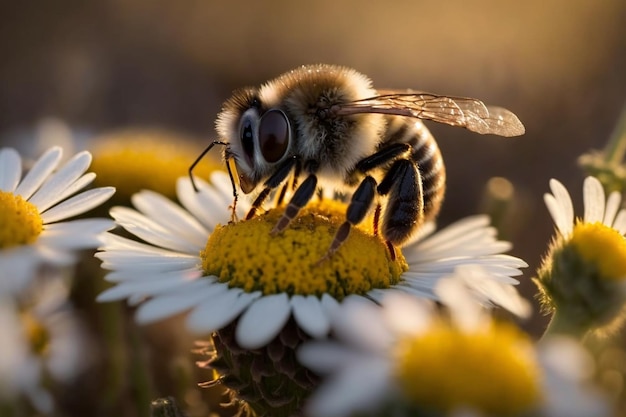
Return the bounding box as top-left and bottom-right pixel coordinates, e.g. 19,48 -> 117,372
190,64 -> 524,261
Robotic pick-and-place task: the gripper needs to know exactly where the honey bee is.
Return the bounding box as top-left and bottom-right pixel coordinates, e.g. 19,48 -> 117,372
190,64 -> 524,260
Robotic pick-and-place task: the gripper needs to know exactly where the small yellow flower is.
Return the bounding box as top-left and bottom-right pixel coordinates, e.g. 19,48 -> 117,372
90,129 -> 221,203
0,147 -> 114,293
570,221 -> 626,281
395,320 -> 540,416
299,291 -> 607,417
535,177 -> 626,337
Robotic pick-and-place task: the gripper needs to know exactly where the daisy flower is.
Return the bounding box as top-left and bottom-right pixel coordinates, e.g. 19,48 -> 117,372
0,146 -> 115,294
96,171 -> 528,416
0,274 -> 92,414
534,176 -> 626,337
88,128 -> 221,203
97,171 -> 529,349
298,269 -> 610,417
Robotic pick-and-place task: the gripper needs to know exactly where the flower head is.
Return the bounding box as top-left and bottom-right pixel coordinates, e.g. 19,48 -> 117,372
89,129 -> 220,203
535,177 -> 626,336
298,271 -> 610,417
0,147 -> 115,294
0,274 -> 92,413
97,172 -> 529,415
97,172 -> 528,349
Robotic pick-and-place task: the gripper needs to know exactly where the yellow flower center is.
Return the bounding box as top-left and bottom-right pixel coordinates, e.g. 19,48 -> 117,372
21,311 -> 50,356
394,320 -> 541,416
90,130 -> 221,201
570,221 -> 626,281
0,191 -> 43,249
201,200 -> 407,299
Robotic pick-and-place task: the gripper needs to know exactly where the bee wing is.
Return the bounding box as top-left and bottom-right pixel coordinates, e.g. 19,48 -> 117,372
334,91 -> 525,137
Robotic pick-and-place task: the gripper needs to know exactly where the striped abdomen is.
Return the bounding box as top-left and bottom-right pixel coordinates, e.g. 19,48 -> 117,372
380,116 -> 446,223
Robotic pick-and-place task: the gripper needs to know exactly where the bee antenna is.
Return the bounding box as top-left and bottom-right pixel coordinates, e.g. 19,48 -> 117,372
189,140 -> 229,192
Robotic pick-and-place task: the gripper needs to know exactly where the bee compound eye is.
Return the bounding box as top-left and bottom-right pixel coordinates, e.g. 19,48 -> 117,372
258,109 -> 290,163
240,116 -> 255,165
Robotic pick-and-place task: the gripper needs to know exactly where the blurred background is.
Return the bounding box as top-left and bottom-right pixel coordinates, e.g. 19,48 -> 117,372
0,0 -> 625,415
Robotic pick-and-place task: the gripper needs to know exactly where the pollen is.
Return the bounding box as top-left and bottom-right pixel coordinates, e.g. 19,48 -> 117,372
570,221 -> 626,281
201,200 -> 407,299
0,191 -> 43,249
394,320 -> 541,416
90,129 -> 221,202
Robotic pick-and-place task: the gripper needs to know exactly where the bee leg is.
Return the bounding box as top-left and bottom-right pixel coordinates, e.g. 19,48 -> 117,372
271,174 -> 318,235
377,159 -> 423,254
318,176 -> 377,263
373,203 -> 382,236
246,188 -> 272,220
275,160 -> 301,207
354,143 -> 411,173
245,157 -> 298,220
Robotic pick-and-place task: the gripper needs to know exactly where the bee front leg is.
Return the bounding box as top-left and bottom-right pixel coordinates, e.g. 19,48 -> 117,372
270,173 -> 318,235
245,157 -> 298,220
377,159 -> 424,255
318,176 -> 377,263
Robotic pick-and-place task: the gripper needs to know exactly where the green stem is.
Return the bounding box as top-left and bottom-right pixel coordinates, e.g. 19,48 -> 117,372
603,104 -> 626,166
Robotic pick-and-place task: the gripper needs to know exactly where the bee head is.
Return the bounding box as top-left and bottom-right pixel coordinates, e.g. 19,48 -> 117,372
216,89 -> 293,194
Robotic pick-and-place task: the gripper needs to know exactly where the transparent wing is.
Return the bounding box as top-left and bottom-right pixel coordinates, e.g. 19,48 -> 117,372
334,91 -> 525,137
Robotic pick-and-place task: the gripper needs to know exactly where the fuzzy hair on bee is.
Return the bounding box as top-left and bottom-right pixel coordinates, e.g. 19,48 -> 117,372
190,64 -> 524,261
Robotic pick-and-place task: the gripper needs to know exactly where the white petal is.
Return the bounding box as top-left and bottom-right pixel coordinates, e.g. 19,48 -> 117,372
41,187 -> 115,223
97,282 -> 155,302
333,296 -> 392,352
548,178 -> 574,236
177,176 -> 230,231
613,210 -> 626,235
54,173 -> 96,203
380,292 -> 433,336
0,148 -> 21,192
291,295 -> 330,338
38,219 -> 114,249
235,293 -> 292,349
298,342 -> 371,373
44,218 -> 114,233
304,358 -> 392,417
28,151 -> 92,211
583,176 -> 605,223
38,231 -> 108,250
550,179 -> 574,232
97,274 -> 202,301
544,194 -> 569,237
132,190 -> 208,247
134,283 -> 214,323
0,248 -> 39,294
110,206 -> 200,254
98,232 -> 184,255
211,170 -> 239,202
99,257 -> 199,273
604,191 -> 622,227
14,146 -> 63,199
186,288 -> 260,334
320,293 -> 341,320
101,268 -> 204,285
410,215 -> 490,252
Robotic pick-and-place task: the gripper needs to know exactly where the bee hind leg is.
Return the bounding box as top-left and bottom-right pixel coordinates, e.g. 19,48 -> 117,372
317,176 -> 377,264
378,159 -> 424,253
